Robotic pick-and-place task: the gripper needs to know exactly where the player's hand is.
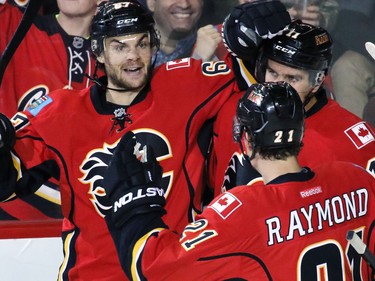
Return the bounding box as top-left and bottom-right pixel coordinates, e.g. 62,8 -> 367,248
192,25 -> 222,61
222,0 -> 291,61
103,131 -> 165,228
289,4 -> 321,27
0,113 -> 16,154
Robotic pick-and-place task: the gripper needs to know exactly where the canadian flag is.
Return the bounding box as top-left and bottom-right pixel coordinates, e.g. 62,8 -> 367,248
209,193 -> 242,219
345,122 -> 375,149
166,58 -> 191,70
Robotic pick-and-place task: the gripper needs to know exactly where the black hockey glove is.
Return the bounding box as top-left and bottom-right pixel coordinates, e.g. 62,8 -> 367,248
222,0 -> 291,61
103,131 -> 165,228
0,113 -> 16,154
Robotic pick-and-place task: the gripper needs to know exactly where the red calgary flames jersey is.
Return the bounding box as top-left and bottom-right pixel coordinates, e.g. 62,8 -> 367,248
0,0 -> 102,220
8,58 -> 237,280
0,1 -> 98,117
210,89 -> 375,196
133,162 -> 375,280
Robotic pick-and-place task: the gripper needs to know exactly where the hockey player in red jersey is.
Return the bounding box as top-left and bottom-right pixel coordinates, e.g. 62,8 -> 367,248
0,0 -> 103,220
209,18 -> 375,196
0,0 -> 101,117
0,1 -> 291,280
102,81 -> 375,280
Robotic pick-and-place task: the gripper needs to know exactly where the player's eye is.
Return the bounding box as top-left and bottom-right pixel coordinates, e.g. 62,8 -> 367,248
267,68 -> 278,78
286,75 -> 300,83
114,44 -> 126,52
138,40 -> 150,49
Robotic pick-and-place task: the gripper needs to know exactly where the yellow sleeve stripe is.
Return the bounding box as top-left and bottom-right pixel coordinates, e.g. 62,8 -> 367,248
11,152 -> 22,180
35,184 -> 61,205
58,230 -> 75,281
237,58 -> 257,85
131,227 -> 165,281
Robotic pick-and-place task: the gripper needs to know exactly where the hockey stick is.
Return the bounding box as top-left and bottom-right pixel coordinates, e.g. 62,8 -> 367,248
365,42 -> 375,61
347,230 -> 375,270
0,0 -> 42,85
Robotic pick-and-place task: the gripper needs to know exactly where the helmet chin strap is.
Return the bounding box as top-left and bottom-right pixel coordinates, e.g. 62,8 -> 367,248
302,89 -> 315,108
303,72 -> 325,107
302,82 -> 322,108
84,72 -> 131,92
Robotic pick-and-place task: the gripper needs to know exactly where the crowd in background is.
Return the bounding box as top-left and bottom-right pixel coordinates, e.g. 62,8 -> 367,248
21,0 -> 375,127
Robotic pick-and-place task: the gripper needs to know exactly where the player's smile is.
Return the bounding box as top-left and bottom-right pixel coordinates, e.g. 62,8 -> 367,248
168,8 -> 198,28
171,10 -> 193,20
123,66 -> 143,74
121,64 -> 146,80
173,12 -> 191,17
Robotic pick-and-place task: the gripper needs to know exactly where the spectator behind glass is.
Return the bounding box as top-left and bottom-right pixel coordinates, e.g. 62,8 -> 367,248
146,0 -> 222,65
211,0 -> 338,32
0,0 -> 104,221
330,0 -> 375,119
280,0 -> 338,32
363,42 -> 375,127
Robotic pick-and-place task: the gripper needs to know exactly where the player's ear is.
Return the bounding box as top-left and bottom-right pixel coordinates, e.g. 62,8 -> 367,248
242,132 -> 253,157
311,72 -> 325,93
146,0 -> 155,12
311,83 -> 320,94
96,54 -> 105,64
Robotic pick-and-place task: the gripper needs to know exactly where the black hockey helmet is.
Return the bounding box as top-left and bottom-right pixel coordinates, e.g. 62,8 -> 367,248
90,1 -> 159,56
234,81 -> 304,153
256,20 -> 333,81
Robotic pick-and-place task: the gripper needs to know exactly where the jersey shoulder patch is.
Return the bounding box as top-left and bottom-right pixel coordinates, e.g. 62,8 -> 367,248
166,58 -> 191,70
27,95 -> 53,116
209,192 -> 242,220
344,122 -> 375,149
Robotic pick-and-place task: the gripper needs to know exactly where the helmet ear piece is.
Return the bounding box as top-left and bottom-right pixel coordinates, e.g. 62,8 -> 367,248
150,28 -> 160,50
315,72 -> 325,85
232,116 -> 243,143
91,37 -> 103,57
